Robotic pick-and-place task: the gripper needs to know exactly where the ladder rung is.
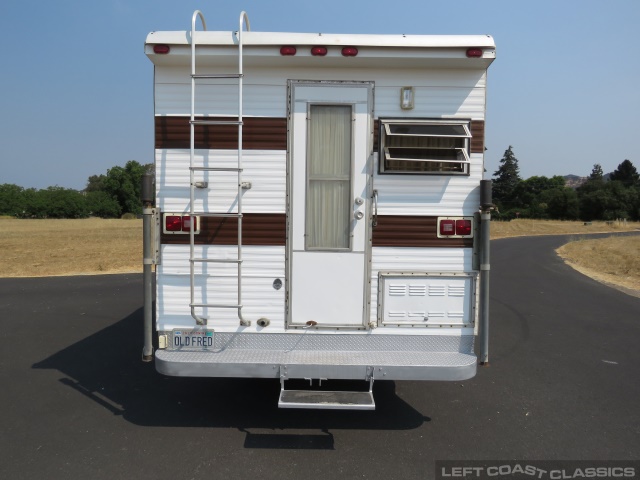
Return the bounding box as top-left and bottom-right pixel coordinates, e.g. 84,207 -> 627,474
190,258 -> 242,264
191,303 -> 242,309
191,120 -> 243,126
192,74 -> 242,79
190,166 -> 242,172
195,212 -> 243,218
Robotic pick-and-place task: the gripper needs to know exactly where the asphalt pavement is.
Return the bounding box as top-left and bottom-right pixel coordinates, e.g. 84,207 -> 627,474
0,233 -> 639,479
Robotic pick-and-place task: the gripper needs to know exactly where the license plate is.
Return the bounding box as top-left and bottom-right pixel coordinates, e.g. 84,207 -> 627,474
171,328 -> 214,350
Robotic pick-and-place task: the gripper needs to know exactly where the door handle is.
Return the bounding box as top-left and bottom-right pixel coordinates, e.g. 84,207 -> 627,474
372,189 -> 378,227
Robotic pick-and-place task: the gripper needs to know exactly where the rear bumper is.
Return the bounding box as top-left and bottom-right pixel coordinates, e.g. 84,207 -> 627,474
155,333 -> 477,381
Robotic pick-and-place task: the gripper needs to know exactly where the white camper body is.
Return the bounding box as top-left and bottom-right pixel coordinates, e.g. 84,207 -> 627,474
144,10 -> 495,409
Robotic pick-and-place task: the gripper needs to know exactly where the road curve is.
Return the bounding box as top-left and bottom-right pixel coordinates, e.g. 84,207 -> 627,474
0,234 -> 639,480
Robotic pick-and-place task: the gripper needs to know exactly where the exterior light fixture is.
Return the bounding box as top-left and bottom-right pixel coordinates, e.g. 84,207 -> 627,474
400,86 -> 414,110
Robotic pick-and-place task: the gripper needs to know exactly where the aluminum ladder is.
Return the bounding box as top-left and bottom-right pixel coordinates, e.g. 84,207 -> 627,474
188,10 -> 251,326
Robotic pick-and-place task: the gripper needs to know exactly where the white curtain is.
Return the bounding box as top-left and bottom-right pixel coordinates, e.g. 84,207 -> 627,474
306,105 -> 352,249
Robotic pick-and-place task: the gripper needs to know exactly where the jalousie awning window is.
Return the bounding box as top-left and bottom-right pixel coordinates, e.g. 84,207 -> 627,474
380,120 -> 471,175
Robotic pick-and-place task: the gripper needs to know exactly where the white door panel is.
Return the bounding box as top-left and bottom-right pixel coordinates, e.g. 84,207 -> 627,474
288,82 -> 373,328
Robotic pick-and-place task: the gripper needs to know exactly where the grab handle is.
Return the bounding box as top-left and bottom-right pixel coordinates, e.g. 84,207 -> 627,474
373,189 -> 378,227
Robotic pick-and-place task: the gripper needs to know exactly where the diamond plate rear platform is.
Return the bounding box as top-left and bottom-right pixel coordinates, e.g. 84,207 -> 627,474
155,333 -> 477,381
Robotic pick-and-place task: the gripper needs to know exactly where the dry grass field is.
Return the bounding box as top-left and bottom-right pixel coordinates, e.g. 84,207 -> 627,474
1,217 -> 638,295
0,218 -> 142,277
491,218 -> 637,239
557,235 -> 640,293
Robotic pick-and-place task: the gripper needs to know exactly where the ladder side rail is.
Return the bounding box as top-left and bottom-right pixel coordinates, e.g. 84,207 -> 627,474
190,10 -> 208,325
236,12 -> 251,326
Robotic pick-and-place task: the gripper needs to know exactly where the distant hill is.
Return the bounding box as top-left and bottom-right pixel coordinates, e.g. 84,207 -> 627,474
564,174 -> 586,188
563,172 -> 613,188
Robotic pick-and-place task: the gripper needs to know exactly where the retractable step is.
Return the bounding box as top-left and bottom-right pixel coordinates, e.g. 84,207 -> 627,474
278,375 -> 375,410
278,389 -> 375,410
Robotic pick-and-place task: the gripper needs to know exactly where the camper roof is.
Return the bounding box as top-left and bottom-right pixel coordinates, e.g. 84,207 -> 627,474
145,30 -> 495,69
146,30 -> 495,49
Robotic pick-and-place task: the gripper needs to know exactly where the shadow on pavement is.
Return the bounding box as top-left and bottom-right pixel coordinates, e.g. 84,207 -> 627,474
33,307 -> 430,444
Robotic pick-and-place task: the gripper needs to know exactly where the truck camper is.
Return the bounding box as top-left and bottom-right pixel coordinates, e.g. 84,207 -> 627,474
142,9 -> 495,409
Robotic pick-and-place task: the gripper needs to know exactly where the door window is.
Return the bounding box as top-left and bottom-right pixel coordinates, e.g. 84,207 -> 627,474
305,105 -> 353,250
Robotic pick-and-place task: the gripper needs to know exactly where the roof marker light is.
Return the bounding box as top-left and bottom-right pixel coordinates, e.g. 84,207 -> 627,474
153,44 -> 171,54
280,46 -> 297,56
341,46 -> 358,57
466,48 -> 483,58
311,46 -> 328,56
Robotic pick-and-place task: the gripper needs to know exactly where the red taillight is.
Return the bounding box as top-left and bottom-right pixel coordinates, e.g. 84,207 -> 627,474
439,219 -> 456,236
153,44 -> 171,54
165,214 -> 199,233
311,46 -> 328,56
341,46 -> 358,57
466,48 -> 483,58
456,219 -> 472,236
182,216 -> 198,231
165,215 -> 182,231
280,46 -> 297,56
438,217 -> 473,238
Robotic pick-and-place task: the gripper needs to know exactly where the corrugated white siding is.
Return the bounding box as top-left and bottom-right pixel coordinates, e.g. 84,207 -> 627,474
154,66 -> 486,119
158,245 -> 285,331
155,83 -> 286,117
157,149 -> 286,213
373,153 -> 482,217
158,244 -> 472,335
376,85 -> 486,118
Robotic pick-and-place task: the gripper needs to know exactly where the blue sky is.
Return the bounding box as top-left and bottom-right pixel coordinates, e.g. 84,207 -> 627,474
0,0 -> 638,190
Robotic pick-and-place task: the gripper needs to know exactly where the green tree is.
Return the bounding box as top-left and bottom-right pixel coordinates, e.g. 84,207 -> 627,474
588,164 -> 604,182
578,181 -> 634,221
102,160 -> 149,215
39,187 -> 88,219
492,146 -> 522,209
609,159 -> 639,187
0,184 -> 25,216
19,188 -> 46,218
85,174 -> 107,193
511,175 -> 567,218
540,187 -> 579,220
85,191 -> 122,218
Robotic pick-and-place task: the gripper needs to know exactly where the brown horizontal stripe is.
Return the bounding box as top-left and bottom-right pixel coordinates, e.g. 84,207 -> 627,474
156,116 -> 483,155
374,119 -> 379,150
161,213 -> 471,248
155,116 -> 287,150
161,213 -> 286,246
373,215 -> 473,247
469,120 -> 484,154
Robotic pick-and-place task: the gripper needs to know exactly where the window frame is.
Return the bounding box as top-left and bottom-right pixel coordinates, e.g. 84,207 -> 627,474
379,119 -> 472,175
